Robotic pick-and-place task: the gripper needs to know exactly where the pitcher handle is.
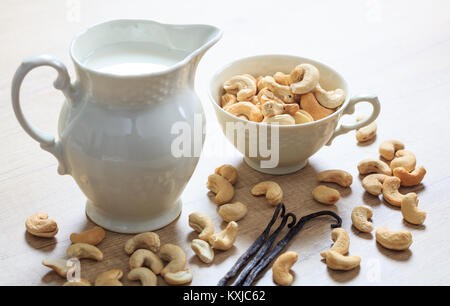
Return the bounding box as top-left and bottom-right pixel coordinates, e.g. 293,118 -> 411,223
11,55 -> 73,175
326,94 -> 381,146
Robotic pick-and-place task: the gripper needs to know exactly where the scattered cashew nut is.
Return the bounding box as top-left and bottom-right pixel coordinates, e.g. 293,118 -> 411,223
257,87 -> 285,105
128,267 -> 157,286
312,185 -> 340,205
95,269 -> 123,286
207,173 -> 235,205
209,221 -> 239,251
67,243 -> 103,261
25,212 -> 58,238
325,250 -> 361,271
215,164 -> 238,185
361,173 -> 388,196
224,101 -> 264,122
70,226 -> 105,245
251,181 -> 283,206
317,169 -> 353,187
313,84 -> 346,109
124,232 -> 160,255
42,258 -> 75,279
375,227 -> 413,251
382,176 -> 405,207
355,115 -> 377,143
357,158 -> 392,175
390,150 -> 417,172
129,249 -> 164,274
379,139 -> 405,160
393,166 -> 426,187
191,239 -> 214,264
188,212 -> 215,242
351,206 -> 374,233
218,202 -> 248,222
164,269 -> 193,285
401,193 -> 426,225
223,75 -> 257,101
159,244 -> 187,276
290,63 -> 320,94
300,92 -> 334,120
272,251 -> 298,286
320,228 -> 350,258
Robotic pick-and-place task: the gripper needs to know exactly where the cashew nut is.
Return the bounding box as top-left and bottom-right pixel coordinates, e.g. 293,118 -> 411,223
25,212 -> 58,238
258,76 -> 295,103
401,193 -> 426,225
188,212 -> 215,242
262,100 -> 299,117
272,251 -> 298,286
355,115 -> 377,142
320,228 -> 350,258
191,239 -> 214,264
313,84 -> 345,109
42,258 -> 75,279
215,164 -> 238,185
300,92 -> 334,120
263,114 -> 296,125
290,64 -> 320,94
63,279 -> 91,286
325,250 -> 361,271
159,244 -> 187,276
390,150 -> 416,172
221,93 -> 237,108
223,75 -> 257,101
251,181 -> 283,206
257,87 -> 285,105
379,139 -> 405,160
351,206 -> 374,233
207,173 -> 235,205
273,72 -> 292,86
382,176 -> 405,207
124,232 -> 160,255
70,226 -> 105,246
393,166 -> 426,187
95,269 -> 123,286
361,174 -> 388,196
357,158 -> 392,175
129,249 -> 164,274
66,243 -> 103,261
218,202 -> 248,222
224,101 -> 263,122
209,221 -> 239,251
293,110 -> 314,124
317,169 -> 353,187
128,267 -> 157,286
164,269 -> 193,285
375,227 -> 413,251
312,185 -> 340,205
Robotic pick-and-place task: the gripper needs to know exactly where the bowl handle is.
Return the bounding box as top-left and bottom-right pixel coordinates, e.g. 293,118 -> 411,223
11,55 -> 74,175
326,94 -> 380,146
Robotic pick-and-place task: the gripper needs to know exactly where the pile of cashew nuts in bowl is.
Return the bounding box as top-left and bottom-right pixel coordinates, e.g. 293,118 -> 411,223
220,63 -> 346,125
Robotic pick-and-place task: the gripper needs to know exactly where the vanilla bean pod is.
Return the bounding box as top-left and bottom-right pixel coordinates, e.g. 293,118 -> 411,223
241,210 -> 342,286
231,212 -> 297,286
217,203 -> 286,286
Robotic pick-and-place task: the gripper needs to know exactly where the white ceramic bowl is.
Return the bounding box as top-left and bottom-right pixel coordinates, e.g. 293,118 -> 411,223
209,55 -> 380,175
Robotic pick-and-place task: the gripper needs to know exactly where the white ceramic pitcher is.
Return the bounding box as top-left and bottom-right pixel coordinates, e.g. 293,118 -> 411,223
11,20 -> 222,233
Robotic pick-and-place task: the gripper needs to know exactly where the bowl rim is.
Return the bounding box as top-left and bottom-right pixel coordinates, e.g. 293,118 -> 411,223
208,54 -> 351,128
